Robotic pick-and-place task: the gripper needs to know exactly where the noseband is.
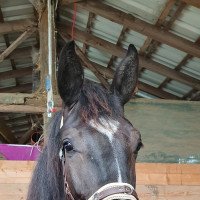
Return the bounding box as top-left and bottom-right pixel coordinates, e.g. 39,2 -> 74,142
60,116 -> 139,200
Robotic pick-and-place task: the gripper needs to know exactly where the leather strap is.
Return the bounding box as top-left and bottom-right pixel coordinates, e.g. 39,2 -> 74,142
88,183 -> 139,200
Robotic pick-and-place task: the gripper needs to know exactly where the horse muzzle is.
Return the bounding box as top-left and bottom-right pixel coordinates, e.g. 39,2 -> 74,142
88,182 -> 139,200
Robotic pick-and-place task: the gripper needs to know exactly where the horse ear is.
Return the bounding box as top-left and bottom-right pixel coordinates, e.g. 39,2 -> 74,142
110,44 -> 139,105
57,41 -> 84,107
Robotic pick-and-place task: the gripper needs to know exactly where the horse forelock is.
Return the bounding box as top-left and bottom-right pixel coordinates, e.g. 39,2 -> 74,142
79,81 -> 123,123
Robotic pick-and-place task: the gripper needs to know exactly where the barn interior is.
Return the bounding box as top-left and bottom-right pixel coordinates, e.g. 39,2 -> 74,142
0,0 -> 200,199
0,1 -> 199,152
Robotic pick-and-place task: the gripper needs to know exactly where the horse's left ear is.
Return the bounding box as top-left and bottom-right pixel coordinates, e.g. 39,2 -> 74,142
110,44 -> 139,105
57,41 -> 84,107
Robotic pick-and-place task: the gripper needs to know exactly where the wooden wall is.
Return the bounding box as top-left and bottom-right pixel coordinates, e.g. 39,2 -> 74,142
0,161 -> 200,199
125,99 -> 200,163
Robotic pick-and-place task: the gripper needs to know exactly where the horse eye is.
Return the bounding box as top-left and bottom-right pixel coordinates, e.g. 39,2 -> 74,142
135,141 -> 143,152
63,140 -> 74,152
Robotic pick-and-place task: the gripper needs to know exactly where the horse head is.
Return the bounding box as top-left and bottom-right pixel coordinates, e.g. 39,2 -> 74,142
27,41 -> 142,200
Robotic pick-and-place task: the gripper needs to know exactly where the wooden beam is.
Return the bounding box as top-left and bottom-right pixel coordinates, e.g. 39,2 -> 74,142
75,43 -> 110,89
191,91 -> 200,101
182,88 -> 198,100
158,36 -> 200,89
0,28 -> 36,63
0,67 -> 32,81
0,6 -> 19,88
107,26 -> 128,68
0,8 -> 17,72
138,82 -> 179,99
0,120 -> 17,143
58,25 -> 200,90
0,83 -> 32,93
61,0 -> 84,4
139,0 -> 175,55
0,47 -> 32,60
181,0 -> 200,8
141,1 -> 186,57
139,58 -> 200,90
0,105 -> 46,113
73,1 -> 200,58
93,61 -> 178,99
0,93 -> 33,105
82,12 -> 95,54
8,123 -> 31,130
60,32 -> 110,89
0,19 -> 36,34
6,115 -> 42,124
59,37 -> 179,99
37,7 -> 48,92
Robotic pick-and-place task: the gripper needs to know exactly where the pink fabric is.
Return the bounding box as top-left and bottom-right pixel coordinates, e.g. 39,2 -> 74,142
0,144 -> 40,160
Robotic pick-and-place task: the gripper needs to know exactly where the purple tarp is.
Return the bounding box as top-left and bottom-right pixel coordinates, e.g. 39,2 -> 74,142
0,144 -> 41,160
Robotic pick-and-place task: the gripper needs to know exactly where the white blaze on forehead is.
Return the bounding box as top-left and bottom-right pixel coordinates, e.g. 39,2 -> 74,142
89,117 -> 122,182
89,117 -> 119,141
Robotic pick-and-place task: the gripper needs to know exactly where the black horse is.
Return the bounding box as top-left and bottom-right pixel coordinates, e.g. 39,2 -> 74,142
27,41 -> 142,200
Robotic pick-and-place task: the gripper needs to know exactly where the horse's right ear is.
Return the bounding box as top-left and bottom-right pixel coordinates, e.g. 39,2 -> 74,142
57,41 -> 84,107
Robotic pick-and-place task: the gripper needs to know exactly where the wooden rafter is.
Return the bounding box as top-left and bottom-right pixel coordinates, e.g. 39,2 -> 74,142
76,45 -> 110,89
182,89 -> 198,100
0,28 -> 36,63
60,30 -> 178,99
8,123 -> 31,130
7,116 -> 42,127
159,36 -> 200,91
82,12 -> 95,54
139,0 -> 176,55
107,26 -> 128,68
0,105 -> 46,113
0,83 -> 32,93
138,82 -> 179,99
71,1 -> 200,58
60,32 -> 110,89
62,0 -> 84,4
144,2 -> 187,57
0,6 -> 19,88
0,47 -> 32,60
58,24 -> 200,90
0,67 -> 32,81
190,91 -> 200,101
181,0 -> 200,8
0,19 -> 35,34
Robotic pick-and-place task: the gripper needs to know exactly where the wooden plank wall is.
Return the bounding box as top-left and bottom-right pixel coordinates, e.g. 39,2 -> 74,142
0,161 -> 200,199
125,99 -> 200,163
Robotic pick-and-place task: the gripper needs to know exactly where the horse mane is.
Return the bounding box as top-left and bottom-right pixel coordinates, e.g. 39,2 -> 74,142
27,112 -> 66,200
79,80 -> 123,123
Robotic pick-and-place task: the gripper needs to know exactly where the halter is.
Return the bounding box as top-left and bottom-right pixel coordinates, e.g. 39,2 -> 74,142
59,116 -> 139,200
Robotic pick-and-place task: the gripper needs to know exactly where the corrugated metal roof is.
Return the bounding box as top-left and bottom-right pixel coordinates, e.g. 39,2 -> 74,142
58,0 -> 200,99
